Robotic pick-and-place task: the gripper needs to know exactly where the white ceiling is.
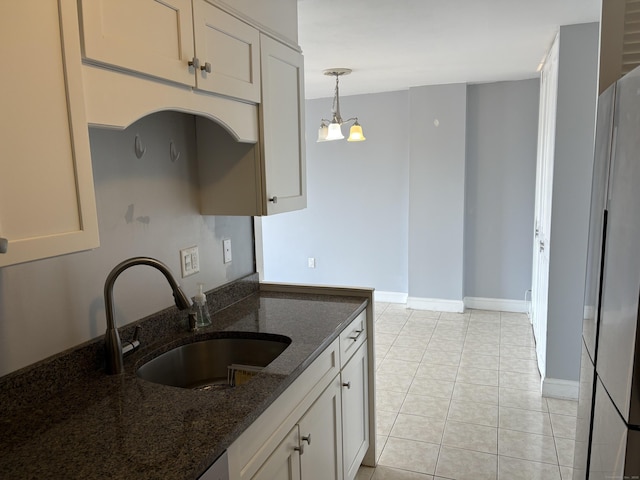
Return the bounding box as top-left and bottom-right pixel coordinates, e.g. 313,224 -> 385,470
298,0 -> 601,99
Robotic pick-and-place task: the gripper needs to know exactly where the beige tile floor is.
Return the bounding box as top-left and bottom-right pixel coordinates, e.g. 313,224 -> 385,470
357,303 -> 578,480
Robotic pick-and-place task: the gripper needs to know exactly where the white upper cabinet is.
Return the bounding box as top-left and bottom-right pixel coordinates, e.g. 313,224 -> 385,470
193,0 -> 260,101
0,0 -> 99,267
259,35 -> 307,215
195,35 -> 306,216
79,0 -> 195,86
79,0 -> 260,102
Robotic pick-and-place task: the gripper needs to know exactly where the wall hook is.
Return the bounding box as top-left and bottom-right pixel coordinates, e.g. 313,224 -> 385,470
169,141 -> 181,163
134,134 -> 146,159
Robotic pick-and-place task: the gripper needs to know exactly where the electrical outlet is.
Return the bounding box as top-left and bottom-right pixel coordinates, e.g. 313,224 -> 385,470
223,239 -> 232,264
180,246 -> 199,277
308,257 -> 316,268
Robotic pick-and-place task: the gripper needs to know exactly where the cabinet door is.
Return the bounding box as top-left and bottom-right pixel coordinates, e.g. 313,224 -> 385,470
79,0 -> 195,86
298,377 -> 343,480
0,0 -> 99,267
259,35 -> 307,215
252,426 -> 301,480
192,0 -> 260,102
341,343 -> 369,480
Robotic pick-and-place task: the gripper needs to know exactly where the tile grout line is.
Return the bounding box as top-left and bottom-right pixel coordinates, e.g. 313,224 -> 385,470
432,310 -> 452,479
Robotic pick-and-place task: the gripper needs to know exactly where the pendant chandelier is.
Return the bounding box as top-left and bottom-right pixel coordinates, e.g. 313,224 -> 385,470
317,68 -> 366,142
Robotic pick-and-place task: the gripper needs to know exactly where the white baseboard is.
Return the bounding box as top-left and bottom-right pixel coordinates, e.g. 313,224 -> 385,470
374,291 -> 408,304
463,297 -> 529,313
377,294 -> 530,314
406,297 -> 465,313
542,377 -> 579,400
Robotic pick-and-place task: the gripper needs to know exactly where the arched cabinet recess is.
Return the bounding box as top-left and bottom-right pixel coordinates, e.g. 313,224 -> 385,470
80,0 -> 306,216
0,0 -> 305,267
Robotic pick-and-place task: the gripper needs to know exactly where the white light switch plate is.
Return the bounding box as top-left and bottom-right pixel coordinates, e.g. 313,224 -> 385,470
180,246 -> 199,277
223,239 -> 232,264
308,257 -> 316,268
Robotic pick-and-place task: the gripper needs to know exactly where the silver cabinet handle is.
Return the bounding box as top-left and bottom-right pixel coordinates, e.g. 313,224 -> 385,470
302,434 -> 311,445
342,381 -> 351,389
348,329 -> 364,342
200,62 -> 212,73
0,237 -> 7,254
294,444 -> 304,455
269,196 -> 278,204
188,57 -> 200,69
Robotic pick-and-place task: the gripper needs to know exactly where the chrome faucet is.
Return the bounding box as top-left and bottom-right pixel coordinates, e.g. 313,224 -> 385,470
103,257 -> 192,375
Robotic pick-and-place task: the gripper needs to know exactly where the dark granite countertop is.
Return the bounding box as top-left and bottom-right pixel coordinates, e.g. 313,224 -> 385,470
0,280 -> 368,479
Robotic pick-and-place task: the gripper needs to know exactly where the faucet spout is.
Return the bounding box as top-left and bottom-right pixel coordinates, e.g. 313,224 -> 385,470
103,257 -> 192,375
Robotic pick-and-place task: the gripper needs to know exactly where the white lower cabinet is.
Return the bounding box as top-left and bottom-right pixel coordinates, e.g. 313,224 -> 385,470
226,310 -> 372,480
254,377 -> 343,480
227,339 -> 341,480
341,343 -> 369,480
252,426 -> 301,480
299,377 -> 343,480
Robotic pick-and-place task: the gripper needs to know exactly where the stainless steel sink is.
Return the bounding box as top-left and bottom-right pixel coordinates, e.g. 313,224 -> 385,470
136,333 -> 291,390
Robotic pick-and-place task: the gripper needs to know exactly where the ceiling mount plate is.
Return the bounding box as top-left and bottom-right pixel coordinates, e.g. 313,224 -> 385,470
323,68 -> 352,77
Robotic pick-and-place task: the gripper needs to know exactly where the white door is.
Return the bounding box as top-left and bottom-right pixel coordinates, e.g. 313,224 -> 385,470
531,35 -> 559,380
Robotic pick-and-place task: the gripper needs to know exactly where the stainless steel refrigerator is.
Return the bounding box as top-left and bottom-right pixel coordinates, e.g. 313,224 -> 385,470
574,66 -> 640,479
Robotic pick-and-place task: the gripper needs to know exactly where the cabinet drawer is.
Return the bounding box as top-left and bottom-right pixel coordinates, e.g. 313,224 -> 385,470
339,310 -> 367,368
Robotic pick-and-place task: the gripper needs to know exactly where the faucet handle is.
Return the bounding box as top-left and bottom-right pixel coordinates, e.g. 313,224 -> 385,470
188,311 -> 198,332
122,325 -> 142,355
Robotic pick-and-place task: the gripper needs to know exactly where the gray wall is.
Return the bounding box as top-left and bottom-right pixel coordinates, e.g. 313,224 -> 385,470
546,23 -> 599,382
261,91 -> 410,292
261,80 -> 540,308
408,84 -> 467,302
464,80 -> 539,300
0,111 -> 254,376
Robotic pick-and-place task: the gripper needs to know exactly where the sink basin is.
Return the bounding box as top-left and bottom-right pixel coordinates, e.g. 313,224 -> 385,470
136,333 -> 291,390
